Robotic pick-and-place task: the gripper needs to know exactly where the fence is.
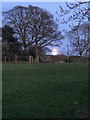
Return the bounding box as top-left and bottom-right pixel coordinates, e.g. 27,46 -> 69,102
3,55 -> 39,64
2,55 -> 89,64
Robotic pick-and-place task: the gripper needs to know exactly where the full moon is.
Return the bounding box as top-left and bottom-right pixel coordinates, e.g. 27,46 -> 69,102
52,49 -> 58,55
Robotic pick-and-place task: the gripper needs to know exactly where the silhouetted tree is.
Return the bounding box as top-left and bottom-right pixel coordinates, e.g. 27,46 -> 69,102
67,23 -> 90,57
28,5 -> 63,62
3,5 -> 63,63
57,1 -> 89,57
2,25 -> 21,61
57,1 -> 89,24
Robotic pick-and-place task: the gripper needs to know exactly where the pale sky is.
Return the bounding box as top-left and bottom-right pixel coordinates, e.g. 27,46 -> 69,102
1,0 -> 88,55
2,2 -> 70,54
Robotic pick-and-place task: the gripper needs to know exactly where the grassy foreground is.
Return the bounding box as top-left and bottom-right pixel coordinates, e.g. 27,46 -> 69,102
0,64 -> 2,119
2,63 -> 88,118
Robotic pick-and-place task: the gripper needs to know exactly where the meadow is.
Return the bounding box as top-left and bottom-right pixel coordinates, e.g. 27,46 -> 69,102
2,63 -> 88,118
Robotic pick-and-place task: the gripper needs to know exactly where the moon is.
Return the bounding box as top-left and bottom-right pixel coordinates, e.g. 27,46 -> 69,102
52,49 -> 58,55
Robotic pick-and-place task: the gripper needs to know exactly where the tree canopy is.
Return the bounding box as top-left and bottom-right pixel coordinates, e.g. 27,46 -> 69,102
2,25 -> 21,60
3,5 -> 64,62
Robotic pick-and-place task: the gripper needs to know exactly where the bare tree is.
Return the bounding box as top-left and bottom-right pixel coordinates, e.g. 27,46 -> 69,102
67,23 -> 90,57
3,5 -> 63,63
57,1 -> 90,57
3,6 -> 30,52
57,1 -> 89,24
28,5 -> 64,62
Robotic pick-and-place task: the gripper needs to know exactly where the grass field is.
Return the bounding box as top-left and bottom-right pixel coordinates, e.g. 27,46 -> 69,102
2,63 -> 88,118
0,63 -> 2,119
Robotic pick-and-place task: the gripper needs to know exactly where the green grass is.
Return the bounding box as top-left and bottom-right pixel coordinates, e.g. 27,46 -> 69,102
2,63 -> 88,118
0,63 -> 2,119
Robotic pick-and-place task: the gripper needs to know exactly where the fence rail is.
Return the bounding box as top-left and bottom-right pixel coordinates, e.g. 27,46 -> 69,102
3,55 -> 38,64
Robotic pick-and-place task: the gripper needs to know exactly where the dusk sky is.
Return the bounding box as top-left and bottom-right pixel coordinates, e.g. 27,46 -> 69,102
1,0 -> 88,55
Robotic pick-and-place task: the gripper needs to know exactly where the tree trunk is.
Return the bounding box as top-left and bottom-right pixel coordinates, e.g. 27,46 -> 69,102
23,42 -> 27,58
35,42 -> 39,63
22,36 -> 27,55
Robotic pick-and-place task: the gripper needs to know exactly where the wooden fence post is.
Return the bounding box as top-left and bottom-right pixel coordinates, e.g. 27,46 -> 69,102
4,56 -> 6,63
29,56 -> 32,64
15,55 -> 18,63
31,56 -> 33,64
29,56 -> 34,64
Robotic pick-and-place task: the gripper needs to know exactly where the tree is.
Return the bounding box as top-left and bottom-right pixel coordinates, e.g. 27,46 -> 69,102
57,1 -> 89,24
3,5 -> 63,63
28,5 -> 64,63
57,1 -> 89,57
67,23 -> 90,57
3,6 -> 30,53
2,25 -> 21,61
